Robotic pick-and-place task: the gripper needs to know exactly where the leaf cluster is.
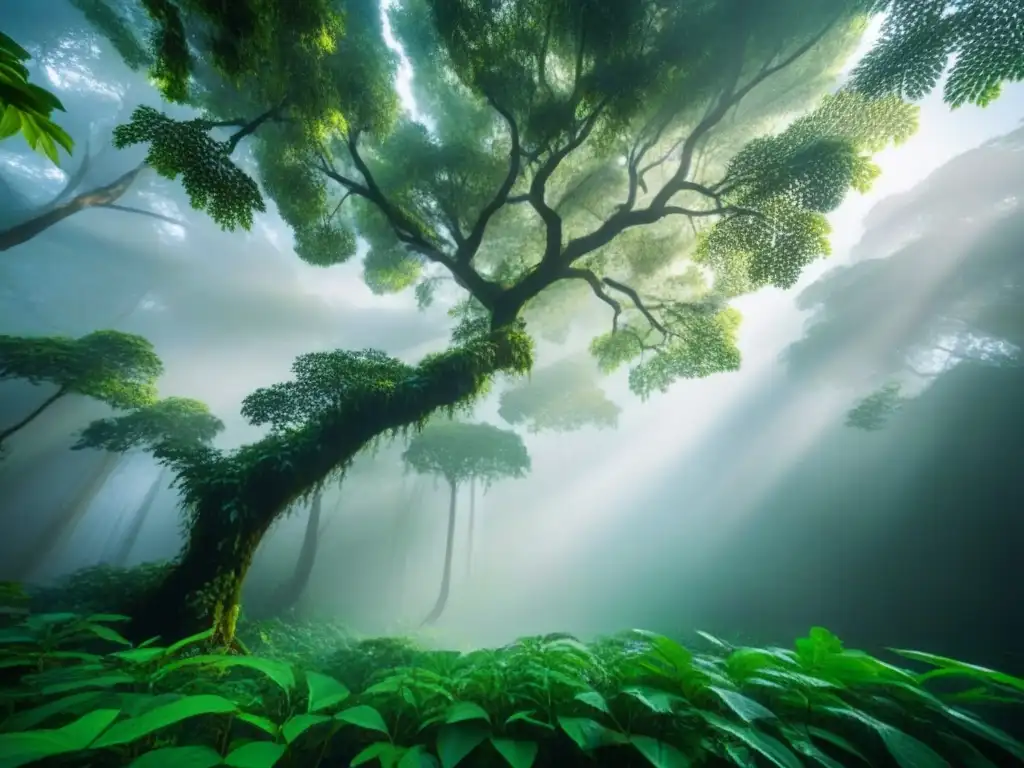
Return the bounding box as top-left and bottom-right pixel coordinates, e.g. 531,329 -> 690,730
0,31 -> 74,165
74,397 -> 225,454
1,604 -> 1022,768
498,358 -> 620,433
402,421 -> 532,487
0,331 -> 163,410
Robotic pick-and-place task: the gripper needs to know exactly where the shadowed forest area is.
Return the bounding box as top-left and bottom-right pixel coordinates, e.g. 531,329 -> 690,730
1,0 -> 1024,766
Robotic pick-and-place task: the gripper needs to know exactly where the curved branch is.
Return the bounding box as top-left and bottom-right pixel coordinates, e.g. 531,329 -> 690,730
564,267 -> 623,331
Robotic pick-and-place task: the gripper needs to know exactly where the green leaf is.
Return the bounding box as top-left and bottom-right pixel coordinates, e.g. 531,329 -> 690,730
84,622 -> 132,646
159,654 -> 295,693
83,613 -> 131,624
0,629 -> 36,644
281,713 -> 331,744
0,691 -> 106,731
236,713 -> 279,738
305,670 -> 350,712
704,715 -> 802,768
935,734 -> 999,768
223,741 -> 287,768
893,649 -> 1024,694
437,721 -> 490,768
806,726 -> 869,764
505,711 -> 553,730
557,717 -> 627,751
41,673 -> 135,695
941,706 -> 1024,761
0,709 -> 120,768
619,687 -> 681,714
335,704 -> 390,735
165,628 -> 214,655
113,647 -> 169,664
398,745 -> 439,768
825,708 -> 950,768
92,694 -> 238,747
350,742 -> 399,767
128,746 -> 224,768
708,687 -> 776,722
574,690 -> 612,715
445,701 -> 491,724
490,738 -> 538,768
631,735 -> 691,768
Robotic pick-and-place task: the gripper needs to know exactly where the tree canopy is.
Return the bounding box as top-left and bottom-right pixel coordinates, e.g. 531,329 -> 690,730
402,420 -> 531,487
498,356 -> 620,433
74,396 -> 225,453
0,330 -> 162,410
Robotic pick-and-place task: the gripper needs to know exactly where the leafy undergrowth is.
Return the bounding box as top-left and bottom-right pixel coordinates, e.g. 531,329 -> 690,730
0,607 -> 1022,768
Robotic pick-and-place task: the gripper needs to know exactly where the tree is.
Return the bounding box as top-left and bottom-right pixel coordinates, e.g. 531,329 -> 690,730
498,355 -> 620,433
72,397 -> 225,566
0,31 -> 74,165
73,0 -> 1024,645
402,421 -> 530,624
0,330 -> 162,452
845,381 -> 906,431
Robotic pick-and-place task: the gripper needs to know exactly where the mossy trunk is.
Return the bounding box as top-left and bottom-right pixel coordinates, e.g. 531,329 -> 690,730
129,328 -> 530,646
422,478 -> 459,626
110,468 -> 165,567
267,491 -> 322,616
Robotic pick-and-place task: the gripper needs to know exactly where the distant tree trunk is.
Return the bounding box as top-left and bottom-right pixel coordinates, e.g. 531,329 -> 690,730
465,476 -> 477,579
0,163 -> 150,252
110,468 -> 166,567
267,491 -> 323,615
0,387 -> 67,448
16,451 -> 124,579
422,477 -> 459,626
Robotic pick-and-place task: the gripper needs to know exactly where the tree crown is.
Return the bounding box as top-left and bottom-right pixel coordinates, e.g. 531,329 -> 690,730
402,420 -> 531,486
74,396 -> 225,453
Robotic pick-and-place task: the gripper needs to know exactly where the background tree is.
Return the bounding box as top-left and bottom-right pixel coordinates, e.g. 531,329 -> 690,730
402,421 -> 530,624
0,330 -> 162,451
0,31 -> 74,165
72,397 -> 225,567
66,0 -> 1024,645
498,355 -> 620,433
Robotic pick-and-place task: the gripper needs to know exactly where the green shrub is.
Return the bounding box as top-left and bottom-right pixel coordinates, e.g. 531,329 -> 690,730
0,609 -> 1021,768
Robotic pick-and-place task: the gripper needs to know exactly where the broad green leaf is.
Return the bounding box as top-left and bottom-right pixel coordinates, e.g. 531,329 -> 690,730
490,737 -> 538,768
236,713 -> 279,737
350,742 -> 399,767
695,631 -> 732,651
113,647 -> 168,664
335,704 -> 390,735
92,694 -> 238,747
806,726 -> 869,763
0,630 -> 36,644
165,629 -> 214,655
557,716 -> 627,751
0,709 -> 120,768
935,734 -> 999,768
305,670 -> 350,712
724,745 -> 757,767
84,623 -> 132,646
891,649 -> 1024,694
223,741 -> 287,768
573,690 -> 612,715
398,744 -> 439,768
708,687 -> 776,722
26,612 -> 78,626
505,711 -> 553,730
631,735 -> 691,768
41,673 -> 135,695
445,701 -> 491,724
282,713 -> 331,744
128,745 -> 223,768
437,721 -> 490,768
159,654 -> 295,693
941,706 -> 1024,761
824,708 -> 949,768
782,729 -> 845,768
0,106 -> 21,140
0,691 -> 105,731
704,715 -> 802,768
619,686 -> 681,714
83,614 -> 131,624
633,630 -> 694,673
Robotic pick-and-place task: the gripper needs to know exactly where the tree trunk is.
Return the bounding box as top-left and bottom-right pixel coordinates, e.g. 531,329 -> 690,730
267,491 -> 322,615
0,387 -> 67,448
0,164 -> 146,252
17,451 -> 124,579
126,328 -> 529,646
110,468 -> 166,567
421,478 -> 459,626
465,475 -> 476,579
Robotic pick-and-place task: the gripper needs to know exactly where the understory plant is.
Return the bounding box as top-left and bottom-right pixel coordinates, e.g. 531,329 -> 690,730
1,603 -> 1022,768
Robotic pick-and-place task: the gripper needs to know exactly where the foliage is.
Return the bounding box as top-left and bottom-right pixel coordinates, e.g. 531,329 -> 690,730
845,381 -> 906,431
25,564 -> 176,618
498,357 -> 620,433
74,397 -> 225,453
0,602 -> 1022,768
850,0 -> 1024,108
0,31 -> 74,165
0,331 -> 162,410
403,421 -> 531,487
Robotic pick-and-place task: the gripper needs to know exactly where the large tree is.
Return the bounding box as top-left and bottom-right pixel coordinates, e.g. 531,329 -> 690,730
402,420 -> 530,624
66,0 -> 1024,644
0,330 -> 162,451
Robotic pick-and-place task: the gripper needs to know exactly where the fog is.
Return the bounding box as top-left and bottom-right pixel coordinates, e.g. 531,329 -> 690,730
1,2 -> 1022,683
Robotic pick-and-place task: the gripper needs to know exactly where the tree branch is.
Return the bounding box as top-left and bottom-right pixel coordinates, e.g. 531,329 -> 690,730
223,102 -> 286,154
98,203 -> 186,226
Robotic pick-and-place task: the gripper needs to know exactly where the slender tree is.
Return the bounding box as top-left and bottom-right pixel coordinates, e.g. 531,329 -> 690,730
65,0 -> 1024,644
402,421 -> 530,624
499,355 -> 620,433
0,330 -> 162,452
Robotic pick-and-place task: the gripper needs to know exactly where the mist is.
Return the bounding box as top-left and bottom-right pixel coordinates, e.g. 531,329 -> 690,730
2,0 -> 1022,696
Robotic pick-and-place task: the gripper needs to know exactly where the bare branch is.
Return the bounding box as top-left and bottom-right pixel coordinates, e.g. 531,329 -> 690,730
602,277 -> 669,336
564,267 -> 623,331
98,203 -> 187,226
